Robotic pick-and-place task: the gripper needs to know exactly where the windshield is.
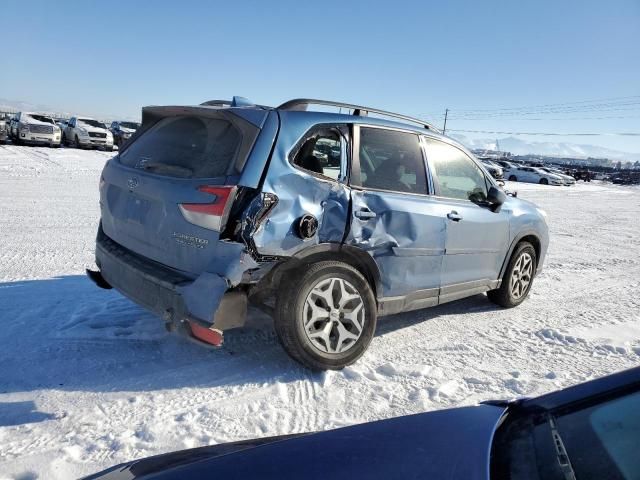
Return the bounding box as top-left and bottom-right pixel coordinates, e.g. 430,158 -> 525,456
28,114 -> 54,124
78,118 -> 106,129
120,122 -> 139,129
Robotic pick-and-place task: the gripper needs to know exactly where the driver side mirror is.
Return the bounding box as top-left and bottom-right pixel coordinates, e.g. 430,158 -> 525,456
487,186 -> 507,212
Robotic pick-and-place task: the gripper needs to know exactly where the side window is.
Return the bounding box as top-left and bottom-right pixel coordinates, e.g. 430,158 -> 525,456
424,138 -> 488,203
359,127 -> 427,194
291,127 -> 344,181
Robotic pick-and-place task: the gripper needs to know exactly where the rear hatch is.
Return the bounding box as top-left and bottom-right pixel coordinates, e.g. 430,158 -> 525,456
99,105 -> 268,275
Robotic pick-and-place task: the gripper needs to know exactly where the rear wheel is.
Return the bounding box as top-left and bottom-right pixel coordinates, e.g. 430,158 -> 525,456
509,175 -> 517,181
275,261 -> 377,371
539,178 -> 549,185
488,242 -> 536,308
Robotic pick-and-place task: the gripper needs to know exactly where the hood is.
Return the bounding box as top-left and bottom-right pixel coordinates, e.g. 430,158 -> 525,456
119,127 -> 136,133
84,405 -> 505,480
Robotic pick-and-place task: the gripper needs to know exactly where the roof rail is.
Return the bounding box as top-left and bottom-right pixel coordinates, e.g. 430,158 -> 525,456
277,98 -> 440,132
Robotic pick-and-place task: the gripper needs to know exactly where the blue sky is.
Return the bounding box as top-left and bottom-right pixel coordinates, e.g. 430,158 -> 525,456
2,0 -> 639,153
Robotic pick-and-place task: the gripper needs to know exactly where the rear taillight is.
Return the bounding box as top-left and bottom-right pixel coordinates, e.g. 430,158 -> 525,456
179,185 -> 236,231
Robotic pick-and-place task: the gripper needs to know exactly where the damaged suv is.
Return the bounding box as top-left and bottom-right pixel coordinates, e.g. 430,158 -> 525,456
88,97 -> 548,370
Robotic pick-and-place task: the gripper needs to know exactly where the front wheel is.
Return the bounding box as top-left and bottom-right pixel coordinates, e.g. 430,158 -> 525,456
275,261 -> 377,370
488,242 -> 537,308
509,175 -> 517,181
539,178 -> 549,185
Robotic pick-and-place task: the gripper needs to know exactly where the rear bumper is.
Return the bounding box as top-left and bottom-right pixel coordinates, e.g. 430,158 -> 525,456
93,228 -> 247,340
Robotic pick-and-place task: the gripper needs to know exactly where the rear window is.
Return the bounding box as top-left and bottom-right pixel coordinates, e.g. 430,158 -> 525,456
119,116 -> 242,178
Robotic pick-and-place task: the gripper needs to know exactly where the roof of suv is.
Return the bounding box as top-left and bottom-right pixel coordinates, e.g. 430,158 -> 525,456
195,96 -> 450,141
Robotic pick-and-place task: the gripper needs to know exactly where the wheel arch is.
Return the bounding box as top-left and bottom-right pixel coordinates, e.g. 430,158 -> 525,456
498,231 -> 542,279
256,243 -> 382,300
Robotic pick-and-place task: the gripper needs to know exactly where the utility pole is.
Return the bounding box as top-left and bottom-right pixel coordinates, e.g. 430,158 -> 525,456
443,108 -> 449,135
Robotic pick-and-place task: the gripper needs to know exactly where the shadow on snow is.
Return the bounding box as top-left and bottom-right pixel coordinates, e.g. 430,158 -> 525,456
0,275 -> 499,395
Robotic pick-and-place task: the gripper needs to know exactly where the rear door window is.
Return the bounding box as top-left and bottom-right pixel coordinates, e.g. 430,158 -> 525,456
291,126 -> 345,181
358,127 -> 428,194
119,116 -> 242,178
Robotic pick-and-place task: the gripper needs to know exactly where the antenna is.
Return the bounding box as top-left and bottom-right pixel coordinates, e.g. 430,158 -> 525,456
443,108 -> 449,135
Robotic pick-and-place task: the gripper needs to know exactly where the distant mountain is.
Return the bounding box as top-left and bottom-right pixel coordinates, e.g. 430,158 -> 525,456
0,98 -> 74,118
451,134 -> 640,162
0,98 -> 138,122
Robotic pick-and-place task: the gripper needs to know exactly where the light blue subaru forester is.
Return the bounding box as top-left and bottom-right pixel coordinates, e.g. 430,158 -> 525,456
88,97 -> 548,370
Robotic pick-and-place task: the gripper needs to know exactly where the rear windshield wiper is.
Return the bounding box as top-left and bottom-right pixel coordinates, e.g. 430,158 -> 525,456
548,414 -> 577,480
141,162 -> 193,178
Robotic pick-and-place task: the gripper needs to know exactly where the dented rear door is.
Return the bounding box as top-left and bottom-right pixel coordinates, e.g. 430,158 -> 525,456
248,114 -> 351,257
346,125 -> 447,298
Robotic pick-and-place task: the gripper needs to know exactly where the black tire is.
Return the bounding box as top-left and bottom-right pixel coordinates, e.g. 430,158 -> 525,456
74,135 -> 82,149
540,178 -> 549,185
509,175 -> 517,181
275,261 -> 377,371
487,242 -> 537,308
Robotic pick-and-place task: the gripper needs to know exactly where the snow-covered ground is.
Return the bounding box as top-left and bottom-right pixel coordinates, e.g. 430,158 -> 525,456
1,145 -> 639,479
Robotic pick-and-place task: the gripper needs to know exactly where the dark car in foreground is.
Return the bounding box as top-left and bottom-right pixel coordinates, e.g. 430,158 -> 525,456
84,366 -> 640,480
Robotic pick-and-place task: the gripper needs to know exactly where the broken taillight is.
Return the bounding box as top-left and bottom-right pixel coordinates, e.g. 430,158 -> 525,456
179,186 -> 236,231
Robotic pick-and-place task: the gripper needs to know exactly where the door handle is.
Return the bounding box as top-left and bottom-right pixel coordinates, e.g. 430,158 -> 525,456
447,211 -> 463,222
354,209 -> 377,219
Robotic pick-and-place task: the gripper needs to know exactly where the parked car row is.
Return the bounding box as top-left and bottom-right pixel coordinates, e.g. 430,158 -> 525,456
495,160 -> 575,186
3,112 -> 139,151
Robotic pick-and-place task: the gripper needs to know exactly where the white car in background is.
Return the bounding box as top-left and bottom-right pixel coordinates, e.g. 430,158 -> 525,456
495,160 -> 521,179
540,166 -> 576,185
64,117 -> 114,151
506,165 -> 565,185
9,112 -> 61,147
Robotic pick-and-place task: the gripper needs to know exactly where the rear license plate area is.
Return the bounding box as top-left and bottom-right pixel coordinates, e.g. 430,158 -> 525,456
125,194 -> 151,224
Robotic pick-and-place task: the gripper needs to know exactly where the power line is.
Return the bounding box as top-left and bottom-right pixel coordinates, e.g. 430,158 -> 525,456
446,114 -> 640,121
448,129 -> 640,136
442,95 -> 640,114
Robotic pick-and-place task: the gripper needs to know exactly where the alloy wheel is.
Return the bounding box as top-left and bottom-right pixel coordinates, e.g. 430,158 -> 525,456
510,252 -> 533,300
302,277 -> 365,354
